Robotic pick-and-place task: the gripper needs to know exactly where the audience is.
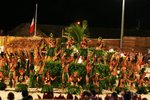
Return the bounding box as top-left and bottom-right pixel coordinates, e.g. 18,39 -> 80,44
43,92 -> 54,99
7,92 -> 15,100
66,93 -> 73,99
123,91 -> 131,100
110,92 -> 118,100
27,95 -> 33,100
0,90 -> 150,100
21,90 -> 29,100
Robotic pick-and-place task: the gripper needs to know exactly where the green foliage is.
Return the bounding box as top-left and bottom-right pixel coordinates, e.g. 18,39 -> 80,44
68,85 -> 81,94
68,63 -> 86,86
115,87 -> 128,94
0,82 -> 6,90
29,73 -> 37,88
41,85 -> 53,93
62,20 -> 89,46
15,84 -> 28,92
51,76 -> 62,88
147,85 -> 150,92
57,37 -> 68,49
44,61 -> 62,87
136,86 -> 148,94
139,67 -> 146,75
45,61 -> 62,76
79,49 -> 88,57
93,49 -> 105,57
68,63 -> 86,76
106,51 -> 116,62
94,64 -> 110,77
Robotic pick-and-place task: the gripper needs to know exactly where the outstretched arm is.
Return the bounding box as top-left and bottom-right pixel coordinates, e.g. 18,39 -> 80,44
39,58 -> 46,74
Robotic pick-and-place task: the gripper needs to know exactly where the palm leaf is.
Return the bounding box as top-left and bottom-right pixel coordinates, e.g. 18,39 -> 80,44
64,20 -> 89,45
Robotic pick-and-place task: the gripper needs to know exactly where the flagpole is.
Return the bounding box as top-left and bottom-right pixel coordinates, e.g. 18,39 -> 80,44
34,3 -> 38,36
120,0 -> 125,50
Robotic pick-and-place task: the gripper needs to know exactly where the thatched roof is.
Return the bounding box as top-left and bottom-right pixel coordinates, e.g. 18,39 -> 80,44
37,24 -> 65,38
6,23 -> 150,39
7,23 -> 48,37
5,37 -> 49,52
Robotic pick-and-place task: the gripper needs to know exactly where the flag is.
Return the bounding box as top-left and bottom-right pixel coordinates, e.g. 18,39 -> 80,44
29,18 -> 35,34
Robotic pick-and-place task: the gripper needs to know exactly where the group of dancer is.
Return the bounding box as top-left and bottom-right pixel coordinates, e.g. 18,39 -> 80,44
0,34 -> 150,94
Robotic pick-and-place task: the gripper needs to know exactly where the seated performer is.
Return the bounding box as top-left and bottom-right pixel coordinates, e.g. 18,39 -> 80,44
92,73 -> 100,87
68,71 -> 82,86
91,72 -> 105,92
16,69 -> 26,84
15,68 -> 28,92
43,71 -> 56,86
42,71 -> 56,93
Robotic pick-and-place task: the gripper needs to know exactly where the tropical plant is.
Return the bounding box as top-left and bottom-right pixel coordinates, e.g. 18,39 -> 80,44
58,20 -> 89,48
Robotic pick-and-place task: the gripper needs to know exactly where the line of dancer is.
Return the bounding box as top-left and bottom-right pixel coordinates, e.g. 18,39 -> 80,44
0,34 -> 149,94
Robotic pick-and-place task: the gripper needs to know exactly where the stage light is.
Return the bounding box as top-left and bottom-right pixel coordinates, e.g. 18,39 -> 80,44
77,21 -> 80,25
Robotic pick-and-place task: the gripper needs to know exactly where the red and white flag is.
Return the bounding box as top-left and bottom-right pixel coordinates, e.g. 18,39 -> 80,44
29,18 -> 35,34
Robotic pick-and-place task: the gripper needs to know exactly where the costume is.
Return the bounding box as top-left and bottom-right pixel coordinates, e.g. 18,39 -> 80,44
64,48 -> 73,58
42,74 -> 53,93
0,75 -> 6,90
79,48 -> 88,57
47,47 -> 55,57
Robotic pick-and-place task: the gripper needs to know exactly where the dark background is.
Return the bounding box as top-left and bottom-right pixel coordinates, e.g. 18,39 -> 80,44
0,0 -> 150,35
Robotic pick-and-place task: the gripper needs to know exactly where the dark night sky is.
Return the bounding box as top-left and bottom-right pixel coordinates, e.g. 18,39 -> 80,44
0,0 -> 150,32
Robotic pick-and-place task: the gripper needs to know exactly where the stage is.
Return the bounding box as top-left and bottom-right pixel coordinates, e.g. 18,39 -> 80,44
0,88 -> 150,100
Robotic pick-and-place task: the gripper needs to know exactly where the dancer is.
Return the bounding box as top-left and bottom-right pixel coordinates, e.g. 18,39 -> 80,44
47,33 -> 56,61
43,71 -> 56,86
61,37 -> 74,87
79,35 -> 88,61
42,70 -> 56,93
8,55 -> 17,88
16,69 -> 26,84
96,37 -> 104,50
69,71 -> 82,86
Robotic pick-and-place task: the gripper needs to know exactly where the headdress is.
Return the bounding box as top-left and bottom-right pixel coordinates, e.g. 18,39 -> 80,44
50,33 -> 53,38
19,68 -> 25,73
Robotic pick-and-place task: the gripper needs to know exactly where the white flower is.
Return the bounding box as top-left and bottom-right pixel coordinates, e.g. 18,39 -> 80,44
73,45 -> 79,53
26,59 -> 29,61
120,53 -> 126,57
109,48 -> 114,52
34,65 -> 40,72
78,56 -> 83,64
